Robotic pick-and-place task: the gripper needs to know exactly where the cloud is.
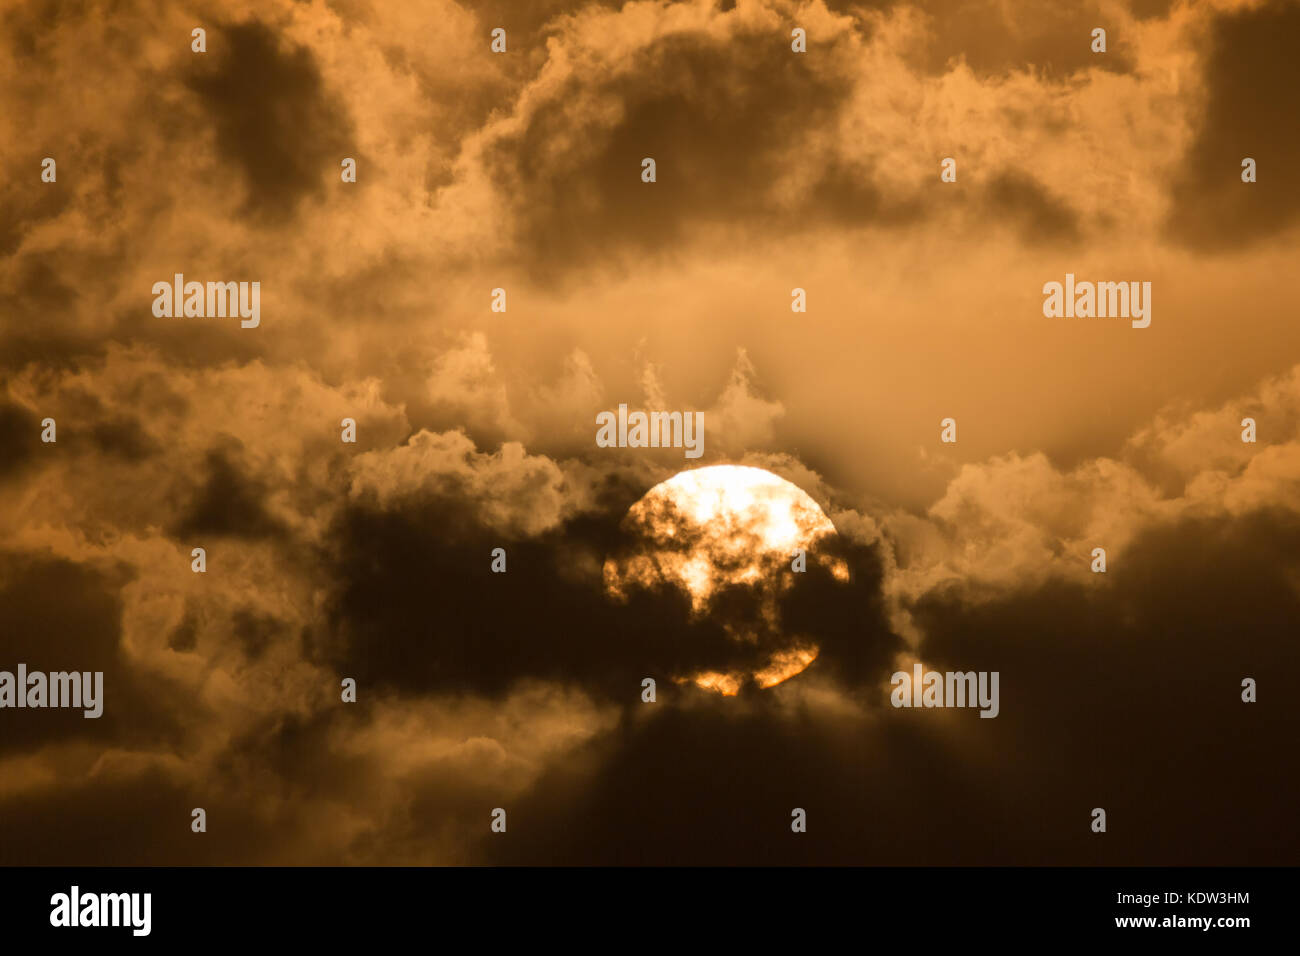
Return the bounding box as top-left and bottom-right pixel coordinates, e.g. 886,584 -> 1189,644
827,0 -> 1141,76
0,401 -> 41,482
982,168 -> 1081,243
1164,0 -> 1300,249
882,363 -> 1300,637
185,21 -> 359,224
347,429 -> 573,536
704,348 -> 786,453
477,501 -> 1300,865
171,444 -> 289,540
474,2 -> 861,275
0,552 -> 190,759
424,332 -> 529,442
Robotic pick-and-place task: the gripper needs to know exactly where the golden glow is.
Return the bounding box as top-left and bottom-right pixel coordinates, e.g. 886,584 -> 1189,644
683,671 -> 743,697
605,465 -> 849,693
754,646 -> 820,689
604,465 -> 845,609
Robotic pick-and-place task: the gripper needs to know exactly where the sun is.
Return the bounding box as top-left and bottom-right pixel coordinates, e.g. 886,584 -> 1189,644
603,464 -> 849,694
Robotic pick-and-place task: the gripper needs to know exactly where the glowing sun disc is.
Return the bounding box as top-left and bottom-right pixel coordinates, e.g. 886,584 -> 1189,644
604,465 -> 848,693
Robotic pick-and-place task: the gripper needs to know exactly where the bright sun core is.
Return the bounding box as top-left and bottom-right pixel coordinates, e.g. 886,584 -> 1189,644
603,465 -> 849,694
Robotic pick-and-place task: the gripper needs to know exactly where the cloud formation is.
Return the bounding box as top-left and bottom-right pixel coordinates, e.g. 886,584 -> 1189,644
1,0 -> 1297,864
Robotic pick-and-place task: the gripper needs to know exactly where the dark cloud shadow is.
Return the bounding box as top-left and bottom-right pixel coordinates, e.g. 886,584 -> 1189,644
1164,0 -> 1300,250
185,21 -> 359,224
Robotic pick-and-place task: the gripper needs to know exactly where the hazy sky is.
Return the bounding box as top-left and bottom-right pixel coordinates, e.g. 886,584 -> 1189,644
1,0 -> 1297,864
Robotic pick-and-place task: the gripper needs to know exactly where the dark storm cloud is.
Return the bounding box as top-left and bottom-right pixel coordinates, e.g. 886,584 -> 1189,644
480,698 -> 1037,865
318,486 -> 899,702
0,401 -> 41,481
0,382 -> 165,483
186,21 -> 358,223
481,6 -> 1110,278
0,401 -> 160,464
479,509 -> 1300,865
1164,0 -> 1300,250
483,26 -> 866,275
779,537 -> 901,687
319,500 -> 739,699
170,445 -> 286,540
0,551 -> 190,758
911,509 -> 1300,864
0,766 -> 288,865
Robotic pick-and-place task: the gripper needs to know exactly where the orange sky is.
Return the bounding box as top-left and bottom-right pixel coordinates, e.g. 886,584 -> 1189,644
1,0 -> 1297,865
